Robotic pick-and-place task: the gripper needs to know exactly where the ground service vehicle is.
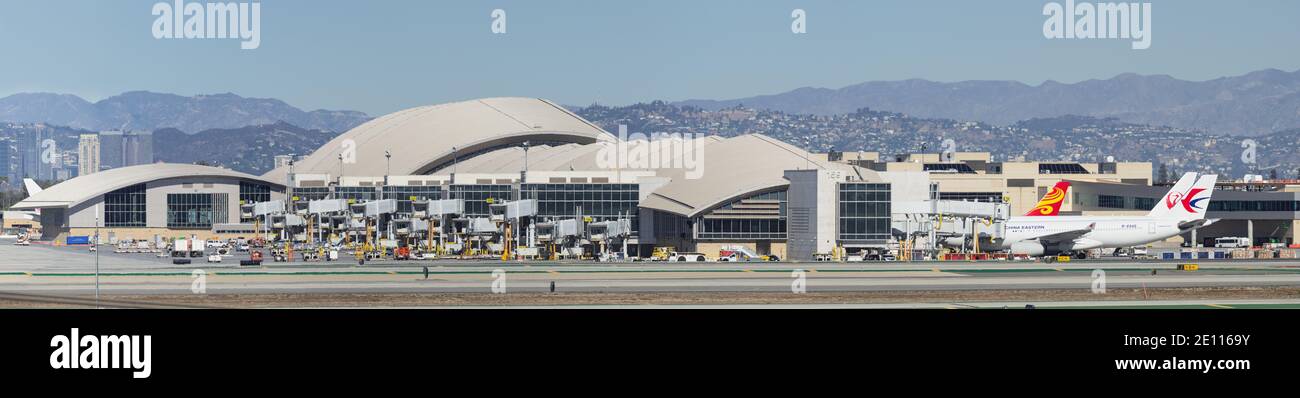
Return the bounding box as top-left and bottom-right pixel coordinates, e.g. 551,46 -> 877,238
651,247 -> 674,261
1215,237 -> 1250,248
718,247 -> 780,262
670,252 -> 708,262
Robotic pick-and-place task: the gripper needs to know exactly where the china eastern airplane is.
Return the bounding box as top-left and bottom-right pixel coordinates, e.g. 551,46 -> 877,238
994,172 -> 1217,261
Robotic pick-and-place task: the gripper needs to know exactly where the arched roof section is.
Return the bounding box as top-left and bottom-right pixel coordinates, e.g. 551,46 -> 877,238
13,163 -> 282,209
263,97 -> 612,180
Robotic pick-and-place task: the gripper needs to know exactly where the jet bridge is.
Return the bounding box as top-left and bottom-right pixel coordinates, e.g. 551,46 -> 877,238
891,200 -> 1011,257
588,218 -> 633,259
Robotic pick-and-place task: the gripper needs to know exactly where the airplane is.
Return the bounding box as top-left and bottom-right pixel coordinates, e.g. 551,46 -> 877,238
23,178 -> 42,196
994,172 -> 1218,262
939,181 -> 1071,249
1024,181 -> 1070,216
21,178 -> 42,215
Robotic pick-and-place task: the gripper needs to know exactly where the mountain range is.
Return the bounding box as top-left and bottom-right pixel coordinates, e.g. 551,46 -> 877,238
675,68 -> 1300,136
0,91 -> 371,134
152,121 -> 338,175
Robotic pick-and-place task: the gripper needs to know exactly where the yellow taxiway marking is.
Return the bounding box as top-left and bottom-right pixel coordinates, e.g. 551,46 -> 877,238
24,272 -> 32,277
931,268 -> 941,273
547,270 -> 559,274
808,268 -> 818,273
1054,268 -> 1064,272
1206,304 -> 1233,309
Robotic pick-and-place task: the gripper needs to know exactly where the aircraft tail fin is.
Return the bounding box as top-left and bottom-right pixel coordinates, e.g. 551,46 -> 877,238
23,178 -> 42,196
1024,181 -> 1070,216
1147,173 -> 1216,219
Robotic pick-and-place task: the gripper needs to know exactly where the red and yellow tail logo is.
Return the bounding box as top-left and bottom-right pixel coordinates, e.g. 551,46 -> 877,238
1025,181 -> 1070,216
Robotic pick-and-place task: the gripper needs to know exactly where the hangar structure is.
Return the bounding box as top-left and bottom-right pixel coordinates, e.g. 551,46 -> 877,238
16,96 -> 1297,260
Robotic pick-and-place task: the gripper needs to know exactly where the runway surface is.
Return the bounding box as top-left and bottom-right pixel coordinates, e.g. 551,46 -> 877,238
4,241 -> 1300,298
382,299 -> 1300,309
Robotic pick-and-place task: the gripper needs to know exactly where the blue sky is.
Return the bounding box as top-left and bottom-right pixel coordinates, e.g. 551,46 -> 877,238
0,0 -> 1297,115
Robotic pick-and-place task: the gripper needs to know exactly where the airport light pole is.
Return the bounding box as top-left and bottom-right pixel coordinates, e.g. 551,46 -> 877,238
94,203 -> 100,308
384,150 -> 391,186
338,153 -> 344,185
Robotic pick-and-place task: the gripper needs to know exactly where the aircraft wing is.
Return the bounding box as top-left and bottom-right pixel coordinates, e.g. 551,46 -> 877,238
1032,223 -> 1094,245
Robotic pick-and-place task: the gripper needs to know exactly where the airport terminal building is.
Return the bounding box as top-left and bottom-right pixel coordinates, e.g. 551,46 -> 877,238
13,164 -> 285,243
13,97 -> 1300,258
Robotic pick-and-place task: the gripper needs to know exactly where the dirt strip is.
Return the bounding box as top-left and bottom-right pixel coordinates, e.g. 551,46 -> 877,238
2,286 -> 1298,308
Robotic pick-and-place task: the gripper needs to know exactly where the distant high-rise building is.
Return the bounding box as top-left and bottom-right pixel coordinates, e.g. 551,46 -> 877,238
99,130 -> 124,170
19,126 -> 44,179
124,130 -> 153,166
97,130 -> 153,170
0,138 -> 14,184
78,134 -> 100,176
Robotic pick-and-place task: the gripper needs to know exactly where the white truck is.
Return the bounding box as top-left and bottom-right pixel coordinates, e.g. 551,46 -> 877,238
171,239 -> 207,257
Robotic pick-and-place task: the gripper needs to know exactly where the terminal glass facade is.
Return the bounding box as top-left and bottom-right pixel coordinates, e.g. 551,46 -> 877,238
521,183 -> 640,231
1208,200 -> 1300,212
103,183 -> 147,227
335,186 -> 379,202
838,183 -> 891,243
697,190 -> 787,240
1098,195 -> 1126,209
939,192 -> 1002,203
382,185 -> 444,213
449,184 -> 513,217
1133,197 -> 1157,210
167,193 -> 229,229
292,187 -> 332,201
239,181 -> 272,204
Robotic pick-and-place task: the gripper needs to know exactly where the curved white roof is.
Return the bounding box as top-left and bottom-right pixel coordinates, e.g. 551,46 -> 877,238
12,163 -> 282,209
263,97 -> 612,181
637,134 -> 869,217
442,133 -> 875,218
